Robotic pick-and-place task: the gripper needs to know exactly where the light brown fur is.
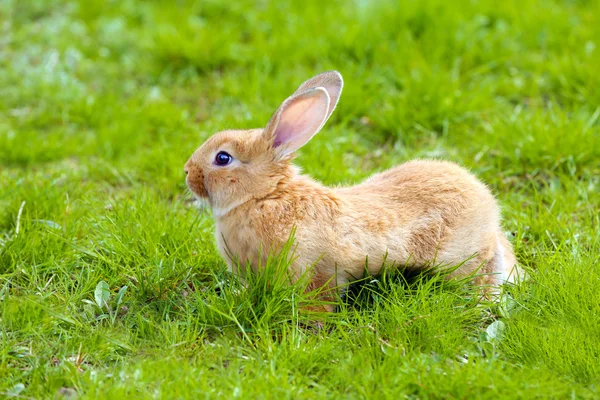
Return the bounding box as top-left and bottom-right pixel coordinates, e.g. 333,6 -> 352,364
185,71 -> 520,310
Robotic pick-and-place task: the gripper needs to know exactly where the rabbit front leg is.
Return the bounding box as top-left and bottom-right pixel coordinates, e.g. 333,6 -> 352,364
300,264 -> 351,313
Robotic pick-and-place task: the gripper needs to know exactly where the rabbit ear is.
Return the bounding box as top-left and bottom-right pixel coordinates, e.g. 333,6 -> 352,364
293,71 -> 343,123
263,87 -> 330,158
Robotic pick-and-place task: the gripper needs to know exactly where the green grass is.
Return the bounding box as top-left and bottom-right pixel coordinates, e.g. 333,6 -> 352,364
1,0 -> 600,398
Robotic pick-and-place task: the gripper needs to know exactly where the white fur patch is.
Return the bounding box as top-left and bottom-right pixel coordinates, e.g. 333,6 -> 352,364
192,196 -> 210,210
496,237 -> 510,283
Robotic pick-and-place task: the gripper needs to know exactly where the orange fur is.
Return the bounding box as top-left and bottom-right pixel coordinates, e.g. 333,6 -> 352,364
185,71 -> 520,308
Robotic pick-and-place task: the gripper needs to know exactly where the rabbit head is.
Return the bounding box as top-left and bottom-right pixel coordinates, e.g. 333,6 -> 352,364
185,71 -> 343,216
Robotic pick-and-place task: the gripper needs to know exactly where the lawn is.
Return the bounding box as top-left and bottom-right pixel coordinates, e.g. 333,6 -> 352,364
1,0 -> 599,398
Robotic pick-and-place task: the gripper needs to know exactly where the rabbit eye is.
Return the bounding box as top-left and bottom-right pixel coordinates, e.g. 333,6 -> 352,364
214,151 -> 233,166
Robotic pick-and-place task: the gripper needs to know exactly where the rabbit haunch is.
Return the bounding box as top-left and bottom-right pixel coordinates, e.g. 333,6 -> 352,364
185,71 -> 520,306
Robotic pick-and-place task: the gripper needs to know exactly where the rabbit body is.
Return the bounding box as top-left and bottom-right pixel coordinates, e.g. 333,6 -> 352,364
185,71 -> 519,301
214,157 -> 515,291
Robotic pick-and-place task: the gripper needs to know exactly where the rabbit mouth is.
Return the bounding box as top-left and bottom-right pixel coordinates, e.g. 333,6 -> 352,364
185,169 -> 209,199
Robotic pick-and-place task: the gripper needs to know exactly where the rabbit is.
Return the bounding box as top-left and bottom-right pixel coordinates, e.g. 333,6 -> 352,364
185,71 -> 521,310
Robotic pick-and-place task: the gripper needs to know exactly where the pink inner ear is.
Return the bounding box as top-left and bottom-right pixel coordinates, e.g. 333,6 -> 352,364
272,90 -> 329,153
273,119 -> 301,148
273,137 -> 284,147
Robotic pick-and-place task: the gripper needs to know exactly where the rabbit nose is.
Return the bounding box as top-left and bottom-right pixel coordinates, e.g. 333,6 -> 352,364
184,167 -> 189,175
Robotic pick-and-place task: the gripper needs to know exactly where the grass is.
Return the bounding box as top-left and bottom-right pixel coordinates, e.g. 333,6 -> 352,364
1,0 -> 599,398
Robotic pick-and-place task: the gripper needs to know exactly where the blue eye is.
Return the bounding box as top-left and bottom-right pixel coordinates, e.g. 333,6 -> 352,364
214,151 -> 232,166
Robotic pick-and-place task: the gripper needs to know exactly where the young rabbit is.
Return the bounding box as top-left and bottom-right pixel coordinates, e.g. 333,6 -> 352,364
185,71 -> 520,309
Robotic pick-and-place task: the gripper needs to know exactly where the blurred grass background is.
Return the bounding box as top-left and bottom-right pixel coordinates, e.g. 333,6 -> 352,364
1,0 -> 599,398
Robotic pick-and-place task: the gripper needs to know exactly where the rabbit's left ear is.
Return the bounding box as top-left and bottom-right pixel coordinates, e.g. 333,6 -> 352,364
263,87 -> 330,159
293,71 -> 343,123
263,71 -> 344,159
